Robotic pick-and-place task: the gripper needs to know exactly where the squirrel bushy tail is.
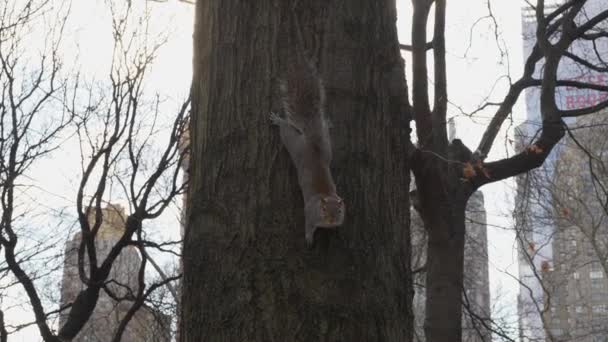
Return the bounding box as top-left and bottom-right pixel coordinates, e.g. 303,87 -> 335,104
280,58 -> 325,118
279,58 -> 329,146
279,8 -> 328,143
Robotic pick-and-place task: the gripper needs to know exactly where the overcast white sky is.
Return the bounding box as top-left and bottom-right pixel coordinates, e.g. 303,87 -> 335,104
6,0 -> 531,340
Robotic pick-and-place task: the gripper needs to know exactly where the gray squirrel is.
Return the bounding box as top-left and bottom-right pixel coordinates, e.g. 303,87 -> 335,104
270,59 -> 345,246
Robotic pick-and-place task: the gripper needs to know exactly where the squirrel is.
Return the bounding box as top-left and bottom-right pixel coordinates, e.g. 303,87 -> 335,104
270,58 -> 345,247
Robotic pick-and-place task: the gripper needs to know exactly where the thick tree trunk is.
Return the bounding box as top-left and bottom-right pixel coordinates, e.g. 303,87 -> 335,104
413,135 -> 474,342
421,199 -> 467,342
181,1 -> 412,341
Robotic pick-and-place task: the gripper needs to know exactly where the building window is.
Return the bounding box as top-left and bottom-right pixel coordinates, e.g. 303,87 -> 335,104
575,305 -> 584,313
589,270 -> 604,279
591,290 -> 608,301
592,304 -> 607,313
591,279 -> 604,290
573,272 -> 580,279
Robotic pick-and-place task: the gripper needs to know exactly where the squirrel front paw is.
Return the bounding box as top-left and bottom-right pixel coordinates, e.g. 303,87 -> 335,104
269,111 -> 283,125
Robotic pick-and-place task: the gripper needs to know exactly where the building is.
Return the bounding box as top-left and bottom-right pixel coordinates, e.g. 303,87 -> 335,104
59,204 -> 170,342
516,1 -> 608,340
516,114 -> 608,341
462,192 -> 492,341
542,114 -> 608,340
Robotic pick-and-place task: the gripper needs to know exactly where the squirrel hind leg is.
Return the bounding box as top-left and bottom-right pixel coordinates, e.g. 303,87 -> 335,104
269,111 -> 304,135
305,221 -> 316,248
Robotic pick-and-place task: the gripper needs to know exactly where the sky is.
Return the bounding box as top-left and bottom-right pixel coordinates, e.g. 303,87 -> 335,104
5,0 -> 531,340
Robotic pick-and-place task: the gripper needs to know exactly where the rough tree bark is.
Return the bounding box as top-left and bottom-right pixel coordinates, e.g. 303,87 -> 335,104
181,1 -> 412,341
412,147 -> 471,342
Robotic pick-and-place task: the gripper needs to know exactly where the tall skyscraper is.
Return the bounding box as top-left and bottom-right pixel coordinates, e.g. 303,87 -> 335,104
516,1 -> 608,340
516,113 -> 608,341
544,115 -> 608,340
59,204 -> 170,342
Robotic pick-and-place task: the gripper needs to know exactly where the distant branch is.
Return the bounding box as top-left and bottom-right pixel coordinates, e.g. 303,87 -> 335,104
411,0 -> 433,147
399,41 -> 433,51
0,309 -> 7,342
141,247 -> 180,302
432,0 -> 448,149
560,98 -> 608,117
563,51 -> 608,72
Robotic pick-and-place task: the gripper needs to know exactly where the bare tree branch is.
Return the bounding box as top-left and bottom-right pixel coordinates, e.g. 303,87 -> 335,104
411,0 -> 433,148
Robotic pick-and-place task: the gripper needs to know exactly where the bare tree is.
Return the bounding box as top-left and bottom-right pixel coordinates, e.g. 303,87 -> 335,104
0,0 -> 189,341
0,0 -> 72,338
404,1 -> 608,340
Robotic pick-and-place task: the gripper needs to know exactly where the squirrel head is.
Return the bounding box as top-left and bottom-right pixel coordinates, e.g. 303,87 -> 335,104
314,194 -> 345,228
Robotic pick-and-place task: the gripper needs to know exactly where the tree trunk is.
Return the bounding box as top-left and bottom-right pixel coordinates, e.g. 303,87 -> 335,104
181,1 -> 412,341
411,133 -> 475,342
421,200 -> 467,342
